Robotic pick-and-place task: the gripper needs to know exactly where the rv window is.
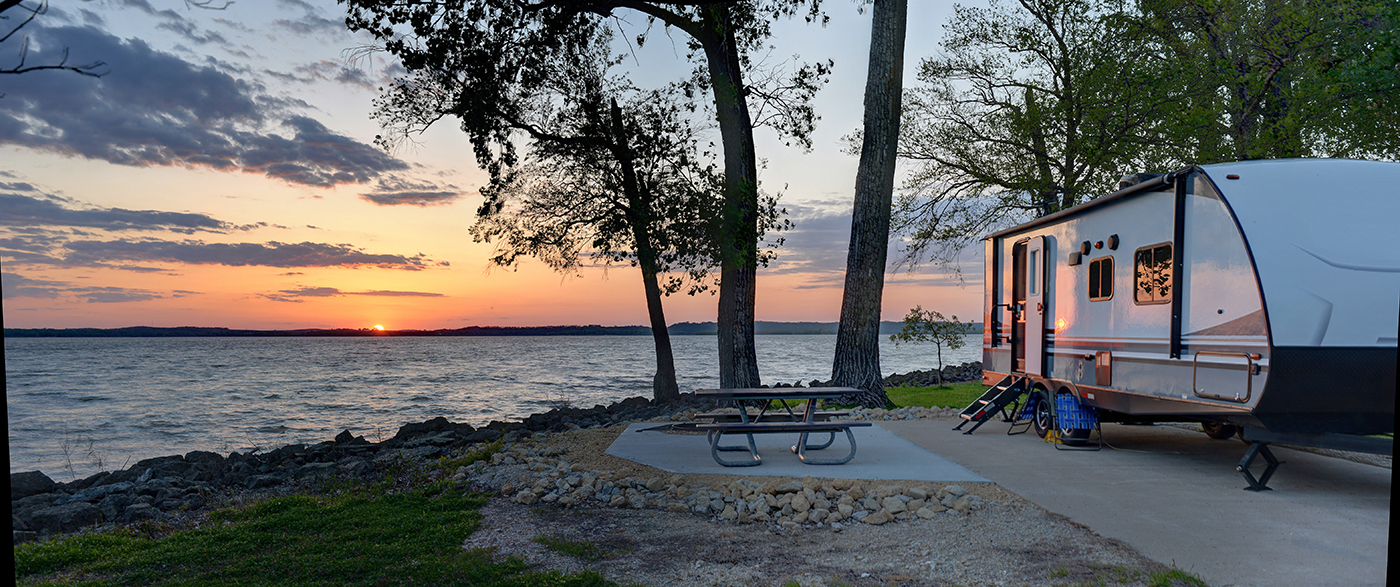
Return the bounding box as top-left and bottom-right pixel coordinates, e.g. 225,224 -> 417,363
1029,250 -> 1039,296
1089,257 -> 1113,301
1134,244 -> 1172,304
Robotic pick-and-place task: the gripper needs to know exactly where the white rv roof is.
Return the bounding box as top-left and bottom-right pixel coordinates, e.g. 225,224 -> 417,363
1199,159 -> 1400,347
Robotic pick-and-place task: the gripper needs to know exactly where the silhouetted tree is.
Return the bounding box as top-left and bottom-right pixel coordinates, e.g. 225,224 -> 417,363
342,0 -> 828,389
421,31 -> 737,402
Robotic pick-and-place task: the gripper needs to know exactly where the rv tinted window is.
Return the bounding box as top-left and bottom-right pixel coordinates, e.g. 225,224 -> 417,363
1089,257 -> 1113,301
1134,244 -> 1172,304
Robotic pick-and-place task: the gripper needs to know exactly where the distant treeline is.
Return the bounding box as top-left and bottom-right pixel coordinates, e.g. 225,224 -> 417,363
5,321 -> 982,338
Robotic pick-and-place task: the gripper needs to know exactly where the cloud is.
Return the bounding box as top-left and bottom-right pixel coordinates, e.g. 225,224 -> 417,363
272,14 -> 348,37
1,272 -> 66,299
276,286 -> 342,297
261,285 -> 446,302
1,271 -> 162,303
359,176 -> 463,207
0,189 -> 425,273
72,286 -> 164,303
760,198 -> 855,275
353,290 -> 446,297
0,192 -> 237,233
0,24 -> 409,188
267,59 -> 381,91
155,14 -> 230,46
754,196 -> 985,285
61,239 -> 439,270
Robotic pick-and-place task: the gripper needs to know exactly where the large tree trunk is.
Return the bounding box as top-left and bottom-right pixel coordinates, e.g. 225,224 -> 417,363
700,5 -> 761,389
609,99 -> 680,403
832,0 -> 907,408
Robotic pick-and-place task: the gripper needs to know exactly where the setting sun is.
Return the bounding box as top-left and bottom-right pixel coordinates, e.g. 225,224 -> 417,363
374,325 -> 384,331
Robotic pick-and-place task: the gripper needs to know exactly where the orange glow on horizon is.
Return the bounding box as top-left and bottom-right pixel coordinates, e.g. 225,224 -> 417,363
374,325 -> 385,331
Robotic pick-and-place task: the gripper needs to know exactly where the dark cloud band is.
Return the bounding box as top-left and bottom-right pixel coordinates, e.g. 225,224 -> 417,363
61,239 -> 437,270
262,285 -> 447,302
0,272 -> 163,303
0,192 -> 232,233
0,24 -> 408,188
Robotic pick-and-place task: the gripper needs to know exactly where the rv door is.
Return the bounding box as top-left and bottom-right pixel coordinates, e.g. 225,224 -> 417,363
1026,236 -> 1046,376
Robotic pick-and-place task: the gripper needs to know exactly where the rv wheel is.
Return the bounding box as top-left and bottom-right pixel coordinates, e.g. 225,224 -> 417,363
1031,394 -> 1053,438
1201,422 -> 1239,440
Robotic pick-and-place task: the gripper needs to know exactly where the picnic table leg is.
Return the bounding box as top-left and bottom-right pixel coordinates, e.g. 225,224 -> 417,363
708,429 -> 762,467
709,430 -> 761,453
789,399 -> 835,452
790,432 -> 837,453
710,403 -> 762,453
794,428 -> 860,465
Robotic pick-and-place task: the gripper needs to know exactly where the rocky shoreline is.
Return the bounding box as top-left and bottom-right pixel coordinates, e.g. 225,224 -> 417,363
11,363 -> 982,543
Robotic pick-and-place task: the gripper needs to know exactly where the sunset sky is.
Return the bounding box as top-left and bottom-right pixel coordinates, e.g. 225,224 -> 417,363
1,0 -> 983,330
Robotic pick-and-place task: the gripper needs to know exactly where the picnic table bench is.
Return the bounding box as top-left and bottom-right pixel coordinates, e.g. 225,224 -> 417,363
688,388 -> 873,467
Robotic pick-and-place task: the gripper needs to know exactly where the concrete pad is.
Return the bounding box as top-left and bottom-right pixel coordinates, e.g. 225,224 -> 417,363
881,420 -> 1391,587
606,422 -> 987,482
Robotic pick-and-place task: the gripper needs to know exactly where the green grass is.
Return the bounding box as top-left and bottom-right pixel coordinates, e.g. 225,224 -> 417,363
16,482 -> 615,587
1147,568 -> 1210,587
533,535 -> 609,561
885,380 -> 987,409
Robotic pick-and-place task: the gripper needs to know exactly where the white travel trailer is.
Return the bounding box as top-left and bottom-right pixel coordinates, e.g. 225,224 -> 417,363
971,159 -> 1397,471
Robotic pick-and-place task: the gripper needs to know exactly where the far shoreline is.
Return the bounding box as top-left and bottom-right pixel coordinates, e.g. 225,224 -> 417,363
4,321 -> 983,338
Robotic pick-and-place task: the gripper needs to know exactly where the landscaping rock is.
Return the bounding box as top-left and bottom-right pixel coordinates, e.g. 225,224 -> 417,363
122,503 -> 161,524
29,502 -> 100,534
11,471 -> 56,500
863,510 -> 892,525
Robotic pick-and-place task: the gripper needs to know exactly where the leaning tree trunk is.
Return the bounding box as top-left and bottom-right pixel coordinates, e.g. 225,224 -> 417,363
700,5 -> 761,389
609,99 -> 680,403
832,0 -> 907,408
637,238 -> 681,403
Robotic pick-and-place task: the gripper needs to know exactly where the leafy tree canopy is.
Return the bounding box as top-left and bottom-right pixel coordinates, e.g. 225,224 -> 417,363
893,0 -> 1399,267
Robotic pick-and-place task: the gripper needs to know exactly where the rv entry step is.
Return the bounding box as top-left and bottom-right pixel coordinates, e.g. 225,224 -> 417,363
953,375 -> 1028,435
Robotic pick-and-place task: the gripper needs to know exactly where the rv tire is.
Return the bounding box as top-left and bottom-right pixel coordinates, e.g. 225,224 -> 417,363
1031,393 -> 1053,438
1202,422 -> 1239,440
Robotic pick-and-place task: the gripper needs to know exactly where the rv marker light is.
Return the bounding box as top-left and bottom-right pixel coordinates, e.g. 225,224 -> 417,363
1226,174 -> 1240,179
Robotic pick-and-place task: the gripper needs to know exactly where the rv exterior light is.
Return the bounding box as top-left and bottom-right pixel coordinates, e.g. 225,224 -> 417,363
1094,241 -> 1103,249
1226,174 -> 1240,179
1080,241 -> 1091,255
1108,234 -> 1119,249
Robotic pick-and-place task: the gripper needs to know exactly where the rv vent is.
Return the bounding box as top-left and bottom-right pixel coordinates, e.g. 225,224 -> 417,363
1118,173 -> 1162,190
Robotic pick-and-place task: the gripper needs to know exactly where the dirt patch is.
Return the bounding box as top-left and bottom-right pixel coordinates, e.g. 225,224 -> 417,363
462,425 -> 1196,587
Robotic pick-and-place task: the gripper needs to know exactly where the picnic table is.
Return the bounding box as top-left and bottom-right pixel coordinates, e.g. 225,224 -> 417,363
688,387 -> 873,467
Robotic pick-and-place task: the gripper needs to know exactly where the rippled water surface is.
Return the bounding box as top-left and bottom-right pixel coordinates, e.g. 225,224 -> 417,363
6,335 -> 979,478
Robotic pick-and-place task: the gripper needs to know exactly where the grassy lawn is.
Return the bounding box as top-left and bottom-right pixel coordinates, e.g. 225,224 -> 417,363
15,452 -> 616,587
811,380 -> 987,411
886,380 -> 987,409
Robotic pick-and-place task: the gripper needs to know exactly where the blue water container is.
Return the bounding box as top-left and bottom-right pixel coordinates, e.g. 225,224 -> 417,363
1055,394 -> 1098,431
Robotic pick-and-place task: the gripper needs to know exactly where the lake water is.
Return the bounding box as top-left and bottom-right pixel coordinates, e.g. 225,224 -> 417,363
5,334 -> 980,478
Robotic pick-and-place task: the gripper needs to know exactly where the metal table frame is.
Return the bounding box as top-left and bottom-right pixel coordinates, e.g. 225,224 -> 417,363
692,387 -> 866,466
